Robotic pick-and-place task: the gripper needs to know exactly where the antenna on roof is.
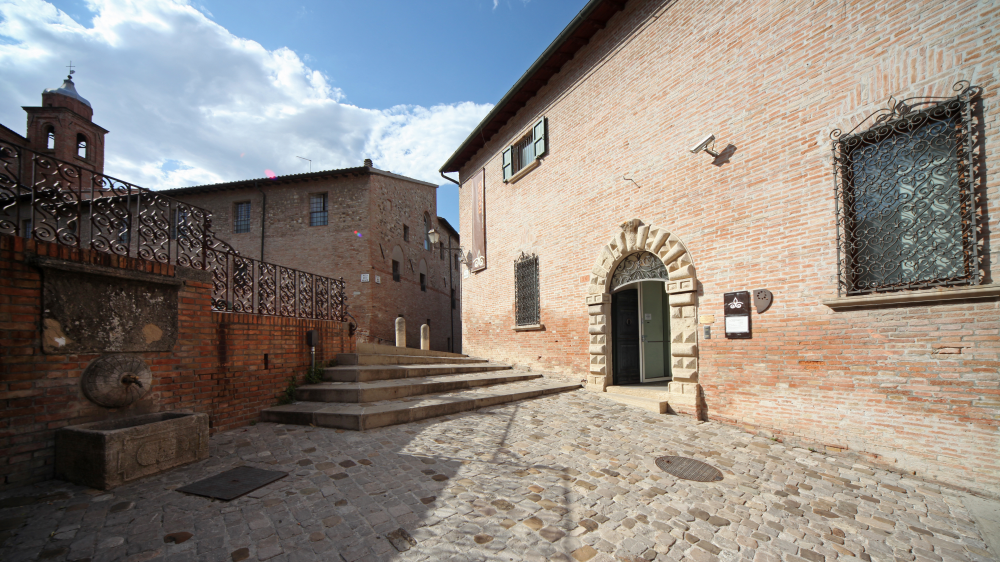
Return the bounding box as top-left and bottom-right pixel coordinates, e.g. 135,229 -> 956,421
296,156 -> 312,173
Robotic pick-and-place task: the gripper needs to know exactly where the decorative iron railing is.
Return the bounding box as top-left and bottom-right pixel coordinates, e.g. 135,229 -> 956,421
0,141 -> 348,321
209,250 -> 346,320
830,81 -> 984,296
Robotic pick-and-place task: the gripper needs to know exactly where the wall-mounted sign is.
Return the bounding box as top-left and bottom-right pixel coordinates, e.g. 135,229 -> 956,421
361,274 -> 370,283
375,276 -> 381,284
753,289 -> 773,313
724,291 -> 751,339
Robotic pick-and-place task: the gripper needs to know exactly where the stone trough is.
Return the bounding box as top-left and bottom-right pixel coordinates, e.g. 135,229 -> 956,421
55,411 -> 208,490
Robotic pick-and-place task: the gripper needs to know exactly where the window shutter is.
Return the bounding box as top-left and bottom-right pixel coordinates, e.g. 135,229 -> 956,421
532,117 -> 546,159
502,146 -> 513,182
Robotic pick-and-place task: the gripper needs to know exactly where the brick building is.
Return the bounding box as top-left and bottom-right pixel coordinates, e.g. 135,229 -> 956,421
166,168 -> 462,352
0,74 -> 109,238
441,0 -> 999,495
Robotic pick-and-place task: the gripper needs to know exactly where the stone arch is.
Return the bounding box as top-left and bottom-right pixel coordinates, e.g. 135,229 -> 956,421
584,219 -> 700,404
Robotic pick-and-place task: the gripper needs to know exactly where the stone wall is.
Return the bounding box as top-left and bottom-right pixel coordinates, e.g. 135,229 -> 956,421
455,0 -> 999,495
0,235 -> 352,488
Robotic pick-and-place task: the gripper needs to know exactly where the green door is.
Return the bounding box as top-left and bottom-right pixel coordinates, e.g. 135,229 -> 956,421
639,281 -> 671,381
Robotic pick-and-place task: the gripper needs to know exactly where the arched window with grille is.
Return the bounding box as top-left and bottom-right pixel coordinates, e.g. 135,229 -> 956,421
45,126 -> 55,150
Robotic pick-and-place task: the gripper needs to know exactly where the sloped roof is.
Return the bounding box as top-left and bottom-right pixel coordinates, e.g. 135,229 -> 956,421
163,165 -> 437,196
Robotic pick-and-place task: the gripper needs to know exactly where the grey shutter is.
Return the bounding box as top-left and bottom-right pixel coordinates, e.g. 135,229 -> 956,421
532,117 -> 546,159
502,146 -> 513,182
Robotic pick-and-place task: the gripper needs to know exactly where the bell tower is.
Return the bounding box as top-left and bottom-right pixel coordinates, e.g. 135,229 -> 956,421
22,70 -> 108,174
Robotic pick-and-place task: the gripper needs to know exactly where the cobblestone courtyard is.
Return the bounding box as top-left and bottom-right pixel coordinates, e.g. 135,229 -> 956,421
0,387 -> 996,562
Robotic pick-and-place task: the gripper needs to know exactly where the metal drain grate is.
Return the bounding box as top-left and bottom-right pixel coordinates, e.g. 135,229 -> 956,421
177,466 -> 287,501
655,456 -> 723,482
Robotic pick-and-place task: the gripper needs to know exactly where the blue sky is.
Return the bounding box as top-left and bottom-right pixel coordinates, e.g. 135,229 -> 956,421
0,0 -> 590,230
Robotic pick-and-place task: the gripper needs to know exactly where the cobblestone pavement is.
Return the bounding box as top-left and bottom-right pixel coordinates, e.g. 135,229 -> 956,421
0,385 -> 996,562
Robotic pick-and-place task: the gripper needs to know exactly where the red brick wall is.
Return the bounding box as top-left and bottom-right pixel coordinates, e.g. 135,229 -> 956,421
0,235 -> 351,487
172,169 -> 462,352
455,0 -> 999,494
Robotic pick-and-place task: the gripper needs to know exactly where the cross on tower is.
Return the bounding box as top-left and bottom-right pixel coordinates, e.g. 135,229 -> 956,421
66,61 -> 75,75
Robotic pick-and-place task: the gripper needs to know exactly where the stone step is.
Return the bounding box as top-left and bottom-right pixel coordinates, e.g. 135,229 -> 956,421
355,342 -> 469,358
335,353 -> 489,366
261,382 -> 582,430
323,363 -> 512,383
602,392 -> 668,414
297,371 -> 544,403
605,383 -> 672,401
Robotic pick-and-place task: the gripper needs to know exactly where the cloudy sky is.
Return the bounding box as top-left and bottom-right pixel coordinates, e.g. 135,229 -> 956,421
0,0 -> 587,227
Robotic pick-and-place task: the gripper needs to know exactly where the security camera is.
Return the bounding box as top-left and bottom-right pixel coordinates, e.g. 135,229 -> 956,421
690,134 -> 719,157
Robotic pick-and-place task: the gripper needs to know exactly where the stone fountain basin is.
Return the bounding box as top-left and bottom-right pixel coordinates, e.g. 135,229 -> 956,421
55,411 -> 208,490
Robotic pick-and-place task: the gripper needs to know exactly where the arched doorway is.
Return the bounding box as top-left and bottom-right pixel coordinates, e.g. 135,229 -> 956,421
584,219 -> 700,399
610,252 -> 672,385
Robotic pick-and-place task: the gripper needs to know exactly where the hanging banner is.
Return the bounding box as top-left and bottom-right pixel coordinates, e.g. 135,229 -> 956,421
468,168 -> 487,272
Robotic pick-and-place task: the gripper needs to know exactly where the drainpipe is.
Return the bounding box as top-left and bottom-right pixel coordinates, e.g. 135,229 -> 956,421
257,180 -> 266,261
440,171 -> 460,186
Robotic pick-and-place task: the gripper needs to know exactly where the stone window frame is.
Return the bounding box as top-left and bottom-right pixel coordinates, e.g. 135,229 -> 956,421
585,219 -> 702,415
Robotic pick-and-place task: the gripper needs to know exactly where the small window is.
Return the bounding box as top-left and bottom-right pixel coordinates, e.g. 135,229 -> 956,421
76,134 -> 88,159
234,201 -> 251,233
420,273 -> 426,292
45,126 -> 55,150
514,253 -> 540,326
172,207 -> 190,240
502,117 -> 546,182
403,224 -> 410,242
440,244 -> 445,260
392,260 -> 400,282
310,193 -> 328,226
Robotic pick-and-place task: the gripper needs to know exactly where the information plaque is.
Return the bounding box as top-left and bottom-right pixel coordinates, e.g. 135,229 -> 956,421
723,291 -> 751,339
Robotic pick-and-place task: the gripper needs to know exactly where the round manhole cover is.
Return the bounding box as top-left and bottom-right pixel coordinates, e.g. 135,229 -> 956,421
655,456 -> 723,482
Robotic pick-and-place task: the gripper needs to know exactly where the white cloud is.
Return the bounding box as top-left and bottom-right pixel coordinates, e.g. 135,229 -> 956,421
0,0 -> 491,188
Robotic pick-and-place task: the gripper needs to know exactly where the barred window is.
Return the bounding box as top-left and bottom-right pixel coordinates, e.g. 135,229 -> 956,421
234,201 -> 251,233
310,193 -> 328,226
403,224 -> 409,242
420,273 -> 426,292
392,260 -> 400,282
833,83 -> 981,296
514,253 -> 539,326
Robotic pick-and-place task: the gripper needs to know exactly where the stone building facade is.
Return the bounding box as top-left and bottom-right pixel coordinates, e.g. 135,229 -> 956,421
166,170 -> 462,352
441,0 -> 999,495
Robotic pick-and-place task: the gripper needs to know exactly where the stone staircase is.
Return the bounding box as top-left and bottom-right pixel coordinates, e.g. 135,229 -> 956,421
261,343 -> 580,430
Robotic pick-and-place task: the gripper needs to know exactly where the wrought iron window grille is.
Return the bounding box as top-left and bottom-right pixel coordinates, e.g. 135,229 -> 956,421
0,141 -> 348,322
831,81 -> 983,297
514,252 -> 540,326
